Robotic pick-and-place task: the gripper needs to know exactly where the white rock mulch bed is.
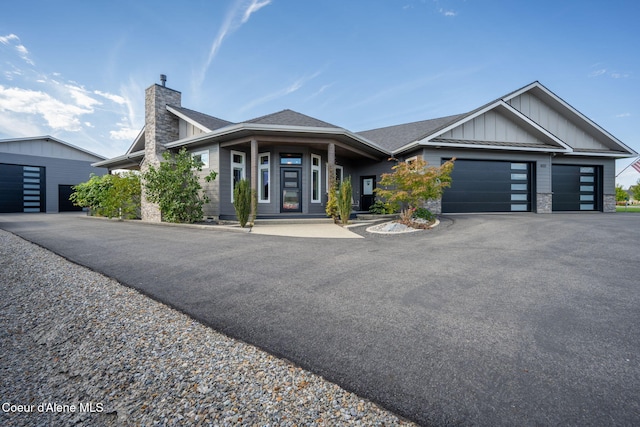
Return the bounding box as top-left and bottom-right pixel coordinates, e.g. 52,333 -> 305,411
0,230 -> 415,427
366,218 -> 440,234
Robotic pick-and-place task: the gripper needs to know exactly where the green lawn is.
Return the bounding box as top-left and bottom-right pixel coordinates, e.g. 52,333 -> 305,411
616,205 -> 640,212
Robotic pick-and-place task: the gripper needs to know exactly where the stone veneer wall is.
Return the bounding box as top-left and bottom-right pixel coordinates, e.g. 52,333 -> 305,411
141,84 -> 181,222
536,193 -> 552,213
603,194 -> 616,213
424,198 -> 442,215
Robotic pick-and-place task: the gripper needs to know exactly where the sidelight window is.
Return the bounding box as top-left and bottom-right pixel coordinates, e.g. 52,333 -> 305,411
258,153 -> 270,203
311,154 -> 321,203
230,150 -> 245,202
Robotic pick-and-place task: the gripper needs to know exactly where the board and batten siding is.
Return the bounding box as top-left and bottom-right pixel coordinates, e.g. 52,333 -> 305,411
507,93 -> 605,152
179,119 -> 206,140
438,110 -> 547,145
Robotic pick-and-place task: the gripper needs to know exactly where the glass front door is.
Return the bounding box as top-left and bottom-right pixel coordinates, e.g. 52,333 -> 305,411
281,168 -> 302,212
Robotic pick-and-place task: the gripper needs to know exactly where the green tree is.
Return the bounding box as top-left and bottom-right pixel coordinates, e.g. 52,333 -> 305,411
375,157 -> 455,224
337,176 -> 352,225
233,179 -> 252,228
616,184 -> 629,203
70,172 -> 140,219
631,180 -> 640,202
142,148 -> 217,223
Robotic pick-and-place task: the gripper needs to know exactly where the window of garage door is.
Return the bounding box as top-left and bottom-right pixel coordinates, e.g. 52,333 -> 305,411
442,159 -> 533,213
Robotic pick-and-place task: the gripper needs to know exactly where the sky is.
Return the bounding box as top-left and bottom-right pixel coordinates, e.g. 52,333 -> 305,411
1,0 -> 639,187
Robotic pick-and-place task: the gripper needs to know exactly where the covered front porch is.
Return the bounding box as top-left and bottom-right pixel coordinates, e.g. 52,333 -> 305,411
205,130 -> 390,220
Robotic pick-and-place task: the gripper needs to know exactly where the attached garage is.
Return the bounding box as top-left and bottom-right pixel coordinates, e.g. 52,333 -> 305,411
442,159 -> 533,213
0,136 -> 106,213
552,165 -> 602,211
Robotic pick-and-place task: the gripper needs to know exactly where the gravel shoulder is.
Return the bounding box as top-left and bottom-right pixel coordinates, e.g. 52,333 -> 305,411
0,230 -> 415,427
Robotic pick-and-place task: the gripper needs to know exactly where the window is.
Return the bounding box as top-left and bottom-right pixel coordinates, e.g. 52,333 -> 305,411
406,156 -> 418,164
230,150 -> 245,202
192,150 -> 209,168
326,164 -> 344,190
280,154 -> 302,165
311,154 -> 321,203
258,153 -> 270,203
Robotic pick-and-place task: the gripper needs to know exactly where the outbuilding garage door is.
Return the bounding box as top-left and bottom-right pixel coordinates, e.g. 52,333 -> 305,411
0,163 -> 46,213
442,159 -> 532,213
552,165 -> 601,211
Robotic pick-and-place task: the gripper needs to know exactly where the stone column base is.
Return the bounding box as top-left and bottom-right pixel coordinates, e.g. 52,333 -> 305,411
424,198 -> 442,215
603,195 -> 616,213
536,193 -> 552,213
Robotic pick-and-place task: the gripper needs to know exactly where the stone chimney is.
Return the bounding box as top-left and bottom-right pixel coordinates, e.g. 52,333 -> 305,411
140,76 -> 181,222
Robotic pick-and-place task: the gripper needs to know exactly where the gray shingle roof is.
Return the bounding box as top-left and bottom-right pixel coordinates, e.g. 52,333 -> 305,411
246,109 -> 339,128
357,114 -> 466,151
168,105 -> 234,131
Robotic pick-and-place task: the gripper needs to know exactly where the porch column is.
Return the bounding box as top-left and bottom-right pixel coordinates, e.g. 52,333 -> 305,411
250,139 -> 258,223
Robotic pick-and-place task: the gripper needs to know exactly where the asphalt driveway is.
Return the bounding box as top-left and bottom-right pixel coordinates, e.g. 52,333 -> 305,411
2,213 -> 639,426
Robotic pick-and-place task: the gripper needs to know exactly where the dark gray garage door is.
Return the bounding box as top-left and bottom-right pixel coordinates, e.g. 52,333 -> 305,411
442,159 -> 532,213
552,165 -> 601,211
58,185 -> 82,212
0,163 -> 46,213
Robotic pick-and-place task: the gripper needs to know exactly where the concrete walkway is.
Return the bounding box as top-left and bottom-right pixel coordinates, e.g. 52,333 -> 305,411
249,222 -> 364,238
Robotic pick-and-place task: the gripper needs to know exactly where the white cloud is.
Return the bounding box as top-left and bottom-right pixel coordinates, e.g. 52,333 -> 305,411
238,70 -> 322,113
242,0 -> 271,23
194,0 -> 272,91
611,72 -> 630,79
65,83 -> 101,109
0,33 -> 34,65
0,85 -> 93,131
94,90 -> 127,105
616,113 -> 631,118
589,69 -> 607,77
440,8 -> 457,17
110,126 -> 140,141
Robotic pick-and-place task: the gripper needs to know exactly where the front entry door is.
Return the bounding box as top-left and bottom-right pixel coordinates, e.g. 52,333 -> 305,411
281,168 -> 302,212
360,175 -> 376,212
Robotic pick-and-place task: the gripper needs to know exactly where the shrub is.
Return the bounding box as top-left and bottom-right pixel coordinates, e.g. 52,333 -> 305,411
413,207 -> 435,221
337,177 -> 352,225
376,157 -> 455,224
233,179 -> 251,228
142,148 -> 217,223
325,179 -> 338,221
70,172 -> 140,219
368,200 -> 398,215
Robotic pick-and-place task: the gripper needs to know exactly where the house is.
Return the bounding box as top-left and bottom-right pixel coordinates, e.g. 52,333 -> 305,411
94,78 -> 637,221
1,136 -> 107,213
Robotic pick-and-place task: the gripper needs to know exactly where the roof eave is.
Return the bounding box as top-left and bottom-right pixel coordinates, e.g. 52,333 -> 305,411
563,151 -> 636,158
420,141 -> 570,153
92,150 -> 144,168
164,123 -> 391,156
166,105 -> 212,133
